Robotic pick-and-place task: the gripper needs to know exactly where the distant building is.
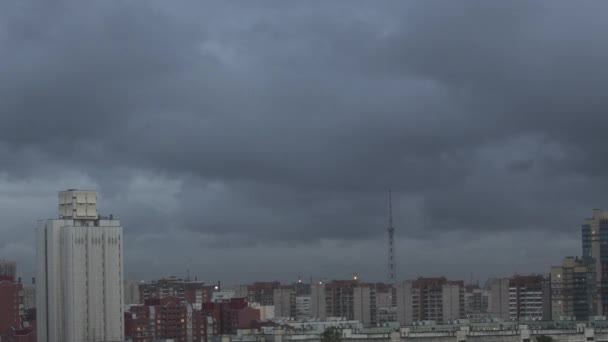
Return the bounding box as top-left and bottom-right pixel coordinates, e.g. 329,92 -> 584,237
0,260 -> 17,281
36,190 -> 123,342
139,276 -> 212,309
22,284 -> 35,310
202,298 -> 260,335
273,287 -> 296,318
487,275 -> 550,321
508,275 -> 550,321
124,279 -> 141,305
295,295 -> 311,319
245,282 -> 281,306
375,284 -> 397,323
310,279 -> 393,327
250,302 -> 275,321
212,289 -> 236,303
0,277 -> 24,339
464,286 -> 489,318
125,297 -> 209,342
488,278 -> 510,320
582,209 -> 608,316
395,277 -> 465,325
551,256 -> 592,320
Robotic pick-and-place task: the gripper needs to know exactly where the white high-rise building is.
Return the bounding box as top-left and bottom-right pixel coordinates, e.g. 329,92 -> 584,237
36,190 -> 124,342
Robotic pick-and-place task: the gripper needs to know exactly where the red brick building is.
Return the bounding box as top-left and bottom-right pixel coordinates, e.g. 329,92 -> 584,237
5,328 -> 36,342
0,280 -> 24,339
202,298 -> 260,335
125,297 -> 210,342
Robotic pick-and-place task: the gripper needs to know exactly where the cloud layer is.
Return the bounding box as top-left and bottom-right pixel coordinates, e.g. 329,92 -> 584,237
1,1 -> 606,283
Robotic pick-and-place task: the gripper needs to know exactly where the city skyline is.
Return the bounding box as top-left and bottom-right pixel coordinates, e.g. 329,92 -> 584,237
2,1 -> 608,283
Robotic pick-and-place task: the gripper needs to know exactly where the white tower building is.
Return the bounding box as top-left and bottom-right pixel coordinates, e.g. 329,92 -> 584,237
36,190 -> 124,342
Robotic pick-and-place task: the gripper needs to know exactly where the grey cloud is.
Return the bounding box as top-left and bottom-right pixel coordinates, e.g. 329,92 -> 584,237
1,1 -> 607,280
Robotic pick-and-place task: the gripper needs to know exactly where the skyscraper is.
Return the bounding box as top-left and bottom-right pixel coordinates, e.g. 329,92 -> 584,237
582,209 -> 608,316
36,190 -> 124,342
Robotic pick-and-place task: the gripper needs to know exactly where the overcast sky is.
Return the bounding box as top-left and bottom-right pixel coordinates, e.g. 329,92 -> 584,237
1,1 -> 607,285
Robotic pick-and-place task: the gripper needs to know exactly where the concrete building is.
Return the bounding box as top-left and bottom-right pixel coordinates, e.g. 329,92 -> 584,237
249,303 -> 275,321
582,209 -> 608,316
124,279 -> 141,305
395,281 -> 413,326
0,260 -> 17,281
22,284 -> 35,310
245,282 -> 281,306
211,289 -> 236,303
295,295 -> 311,319
125,297 -> 210,342
376,286 -> 397,323
223,319 -> 608,342
139,277 -> 211,310
488,278 -> 510,319
310,279 -> 382,326
551,256 -> 592,320
464,286 -> 488,318
395,278 -> 464,325
273,287 -> 295,318
508,275 -> 549,321
353,286 -> 373,326
311,281 -> 326,320
36,190 -> 124,342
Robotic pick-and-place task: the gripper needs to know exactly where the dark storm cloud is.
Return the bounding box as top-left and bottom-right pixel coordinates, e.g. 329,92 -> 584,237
1,1 -> 608,280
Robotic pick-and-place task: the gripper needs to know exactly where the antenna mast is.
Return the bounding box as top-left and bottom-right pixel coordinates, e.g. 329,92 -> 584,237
387,189 -> 396,283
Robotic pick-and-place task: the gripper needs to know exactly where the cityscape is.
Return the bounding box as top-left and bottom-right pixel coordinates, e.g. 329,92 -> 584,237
2,1 -> 608,342
1,190 -> 608,341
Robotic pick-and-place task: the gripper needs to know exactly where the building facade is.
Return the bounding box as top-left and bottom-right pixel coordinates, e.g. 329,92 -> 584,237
310,280 -> 385,326
464,286 -> 489,318
36,190 -> 124,342
125,279 -> 141,305
0,260 -> 17,281
202,298 -> 260,335
508,275 -> 549,321
295,295 -> 311,319
273,287 -> 296,318
0,279 -> 24,339
395,278 -> 464,325
22,283 -> 35,310
245,282 -> 281,306
488,278 -> 510,320
139,277 -> 212,310
551,256 -> 592,320
582,209 -> 608,316
125,297 -> 209,342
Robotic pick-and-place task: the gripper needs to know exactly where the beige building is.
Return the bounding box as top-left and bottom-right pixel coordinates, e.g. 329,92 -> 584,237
488,278 -> 510,319
396,281 -> 413,326
273,287 -> 295,318
396,278 -> 464,325
353,287 -> 373,325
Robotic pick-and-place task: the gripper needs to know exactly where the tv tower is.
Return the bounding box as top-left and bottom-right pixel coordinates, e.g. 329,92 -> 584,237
387,189 -> 396,283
